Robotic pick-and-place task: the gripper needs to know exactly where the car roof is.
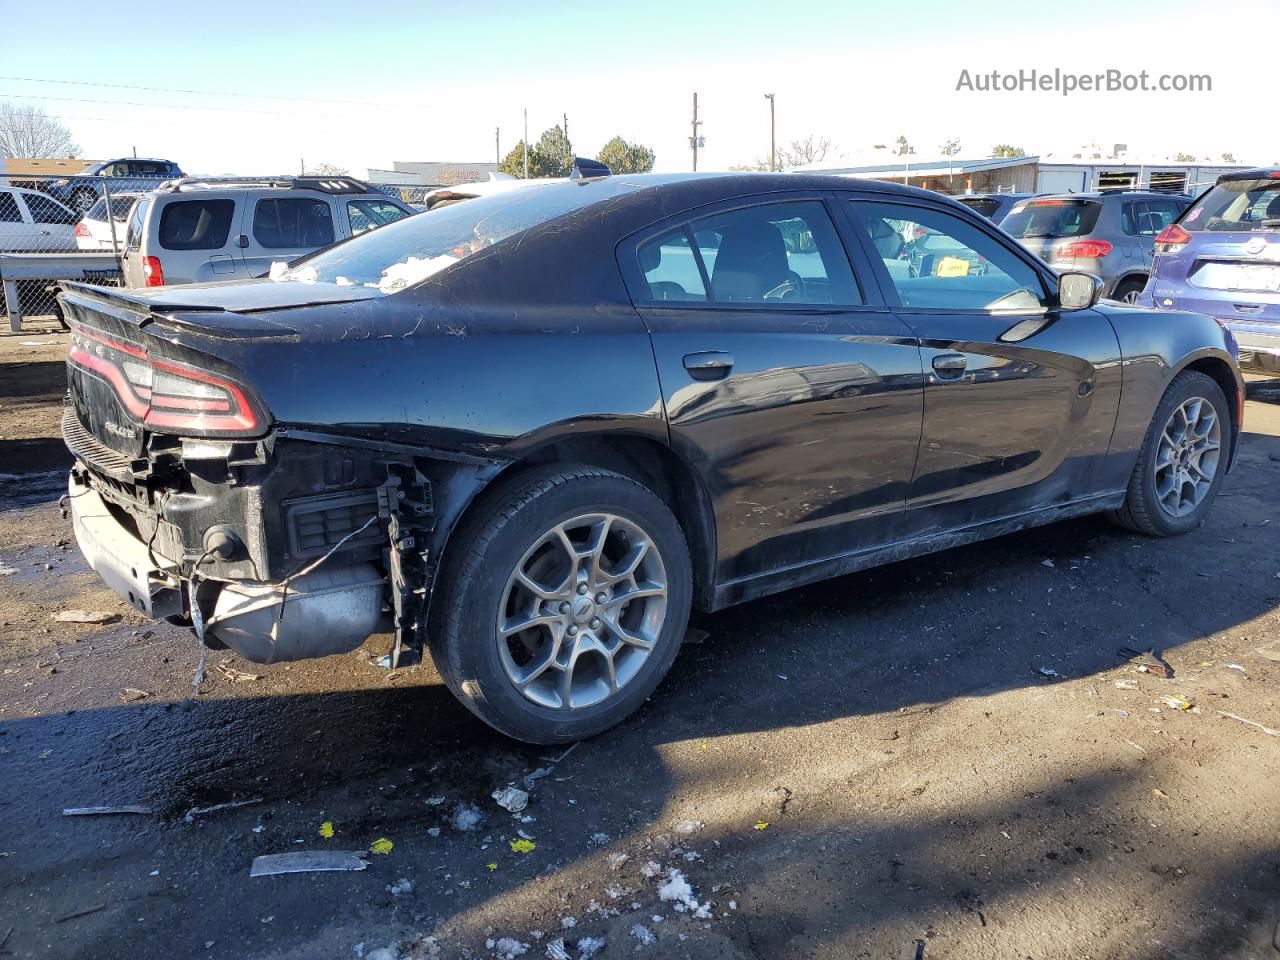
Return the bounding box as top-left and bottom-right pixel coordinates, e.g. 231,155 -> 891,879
1216,167 -> 1280,182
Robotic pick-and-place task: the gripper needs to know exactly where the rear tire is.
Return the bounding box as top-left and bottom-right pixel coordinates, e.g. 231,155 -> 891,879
1113,278 -> 1145,304
430,466 -> 692,744
1107,370 -> 1230,536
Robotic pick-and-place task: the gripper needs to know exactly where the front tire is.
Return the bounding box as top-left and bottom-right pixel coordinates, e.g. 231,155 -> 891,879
1108,370 -> 1230,536
1113,278 -> 1145,304
430,467 -> 692,743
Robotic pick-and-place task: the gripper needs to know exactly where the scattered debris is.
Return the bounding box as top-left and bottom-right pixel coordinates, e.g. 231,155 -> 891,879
522,768 -> 552,789
560,917 -> 577,929
120,688 -> 150,702
1225,663 -> 1247,673
1153,788 -> 1172,800
1114,680 -> 1139,690
63,805 -> 153,816
1158,695 -> 1194,711
215,663 -> 261,683
672,819 -> 703,835
369,837 -> 394,855
425,795 -> 447,806
492,939 -> 528,960
451,803 -> 484,832
0,925 -> 12,952
607,852 -> 630,871
183,797 -> 263,822
629,924 -> 656,946
1041,559 -> 1055,568
319,821 -> 335,839
1255,641 -> 1280,663
427,826 -> 441,838
1118,647 -> 1172,678
753,820 -> 769,831
1217,710 -> 1280,737
543,743 -> 580,765
1038,666 -> 1060,679
55,904 -> 106,923
576,936 -> 606,958
53,610 -> 119,625
1124,740 -> 1146,754
640,860 -> 663,878
589,832 -> 610,846
544,939 -> 571,960
250,851 -> 370,876
0,565 -> 18,576
510,838 -> 536,854
492,786 -> 530,813
386,878 -> 413,896
657,868 -> 712,918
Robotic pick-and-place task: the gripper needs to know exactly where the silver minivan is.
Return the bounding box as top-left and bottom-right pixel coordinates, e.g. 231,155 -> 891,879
121,177 -> 414,287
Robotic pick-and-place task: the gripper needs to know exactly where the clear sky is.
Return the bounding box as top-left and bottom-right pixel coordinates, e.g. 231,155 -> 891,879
0,0 -> 1270,176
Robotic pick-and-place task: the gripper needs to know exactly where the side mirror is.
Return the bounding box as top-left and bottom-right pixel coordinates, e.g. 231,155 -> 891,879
1058,272 -> 1103,310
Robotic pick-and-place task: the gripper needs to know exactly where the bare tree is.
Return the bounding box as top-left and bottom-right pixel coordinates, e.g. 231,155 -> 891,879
776,135 -> 834,170
307,162 -> 350,176
939,138 -> 962,157
0,102 -> 80,158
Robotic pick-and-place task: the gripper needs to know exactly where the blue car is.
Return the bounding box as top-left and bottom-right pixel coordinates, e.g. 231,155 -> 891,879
1137,168 -> 1280,372
46,158 -> 185,213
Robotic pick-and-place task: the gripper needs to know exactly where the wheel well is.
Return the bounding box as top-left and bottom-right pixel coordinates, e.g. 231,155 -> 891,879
434,435 -> 717,612
1113,273 -> 1148,291
1183,356 -> 1242,442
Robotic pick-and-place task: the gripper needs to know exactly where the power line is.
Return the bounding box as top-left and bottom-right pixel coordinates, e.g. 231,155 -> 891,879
0,90 -> 396,121
0,75 -> 412,109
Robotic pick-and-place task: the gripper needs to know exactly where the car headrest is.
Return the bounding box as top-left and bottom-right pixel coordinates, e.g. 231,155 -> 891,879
711,220 -> 789,300
639,240 -> 662,274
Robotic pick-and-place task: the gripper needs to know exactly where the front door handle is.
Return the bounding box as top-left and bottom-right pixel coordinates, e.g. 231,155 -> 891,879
931,353 -> 967,380
683,351 -> 734,381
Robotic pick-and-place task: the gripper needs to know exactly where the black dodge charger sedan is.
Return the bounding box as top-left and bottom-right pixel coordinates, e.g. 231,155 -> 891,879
60,170 -> 1243,743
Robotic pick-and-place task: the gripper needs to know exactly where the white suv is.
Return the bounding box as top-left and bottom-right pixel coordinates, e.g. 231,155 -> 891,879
121,177 -> 414,287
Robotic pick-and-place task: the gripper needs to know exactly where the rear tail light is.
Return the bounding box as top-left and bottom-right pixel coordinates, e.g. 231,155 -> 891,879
74,222 -> 90,237
1056,239 -> 1113,260
1153,223 -> 1192,254
142,256 -> 165,287
67,327 -> 261,436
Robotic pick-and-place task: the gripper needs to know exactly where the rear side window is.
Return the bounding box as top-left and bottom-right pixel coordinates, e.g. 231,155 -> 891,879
158,198 -> 235,251
25,193 -> 77,225
638,229 -> 708,301
1002,199 -> 1101,239
1183,178 -> 1280,232
0,192 -> 20,223
1123,200 -> 1181,237
254,197 -> 334,248
126,198 -> 150,250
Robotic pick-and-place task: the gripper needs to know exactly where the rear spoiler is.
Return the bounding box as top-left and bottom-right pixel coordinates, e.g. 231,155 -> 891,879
59,283 -> 298,340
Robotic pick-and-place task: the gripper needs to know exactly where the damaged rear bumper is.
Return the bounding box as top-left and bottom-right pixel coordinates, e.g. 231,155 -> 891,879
68,471 -> 388,663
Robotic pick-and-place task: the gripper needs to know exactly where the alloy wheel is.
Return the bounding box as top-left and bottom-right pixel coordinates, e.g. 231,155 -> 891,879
1153,396 -> 1221,518
496,513 -> 668,710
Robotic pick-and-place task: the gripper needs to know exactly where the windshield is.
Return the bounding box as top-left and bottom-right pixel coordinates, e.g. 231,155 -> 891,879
1182,178 -> 1280,232
956,197 -> 1000,219
86,195 -> 139,221
275,178 -> 646,294
1001,199 -> 1101,239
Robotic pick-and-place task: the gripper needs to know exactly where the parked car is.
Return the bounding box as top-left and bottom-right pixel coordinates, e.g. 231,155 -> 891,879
120,176 -> 414,287
954,192 -> 1040,224
1135,168 -> 1280,372
0,185 -> 78,250
1001,191 -> 1192,302
75,193 -> 141,251
47,158 -> 186,213
60,171 -> 1242,743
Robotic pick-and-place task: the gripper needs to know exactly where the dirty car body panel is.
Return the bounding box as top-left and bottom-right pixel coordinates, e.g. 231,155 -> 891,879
60,172 -> 1243,707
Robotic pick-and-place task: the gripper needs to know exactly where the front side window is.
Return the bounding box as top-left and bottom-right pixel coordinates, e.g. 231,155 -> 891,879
253,197 -> 334,248
158,198 -> 234,251
0,192 -> 21,223
24,193 -> 77,225
850,200 -> 1047,312
347,199 -> 409,235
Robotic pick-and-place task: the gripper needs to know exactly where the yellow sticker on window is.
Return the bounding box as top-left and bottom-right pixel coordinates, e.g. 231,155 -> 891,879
936,256 -> 970,277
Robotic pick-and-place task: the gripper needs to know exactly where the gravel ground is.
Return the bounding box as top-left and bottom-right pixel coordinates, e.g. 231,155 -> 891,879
1,325 -> 1278,960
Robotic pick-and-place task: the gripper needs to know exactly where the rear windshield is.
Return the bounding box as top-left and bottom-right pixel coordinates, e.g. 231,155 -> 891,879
87,195 -> 138,221
956,197 -> 1000,219
158,198 -> 235,251
277,178 -> 646,294
1182,178 -> 1280,232
1001,199 -> 1102,239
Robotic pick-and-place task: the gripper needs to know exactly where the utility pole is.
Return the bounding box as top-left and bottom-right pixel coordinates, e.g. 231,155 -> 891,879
563,112 -> 570,168
690,93 -> 702,172
764,93 -> 776,171
495,127 -> 500,166
300,157 -> 305,175
523,108 -> 529,179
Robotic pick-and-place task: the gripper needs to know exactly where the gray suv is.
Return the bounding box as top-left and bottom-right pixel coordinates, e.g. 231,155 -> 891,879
121,177 -> 413,288
1001,191 -> 1191,302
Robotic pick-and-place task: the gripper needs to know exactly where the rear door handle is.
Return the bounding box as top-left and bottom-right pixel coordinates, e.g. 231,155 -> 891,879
931,353 -> 967,380
683,351 -> 734,381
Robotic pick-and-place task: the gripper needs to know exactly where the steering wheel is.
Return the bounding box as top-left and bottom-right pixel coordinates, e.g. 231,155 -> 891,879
762,270 -> 806,301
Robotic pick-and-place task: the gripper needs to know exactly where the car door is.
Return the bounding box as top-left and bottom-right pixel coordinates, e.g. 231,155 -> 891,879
17,190 -> 77,251
621,195 -> 925,585
244,193 -> 337,276
839,194 -> 1123,527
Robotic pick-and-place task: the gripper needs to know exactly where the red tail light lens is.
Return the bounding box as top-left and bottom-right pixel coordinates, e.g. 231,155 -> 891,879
1056,239 -> 1113,260
1153,223 -> 1192,254
67,327 -> 261,436
74,222 -> 90,237
142,256 -> 165,287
